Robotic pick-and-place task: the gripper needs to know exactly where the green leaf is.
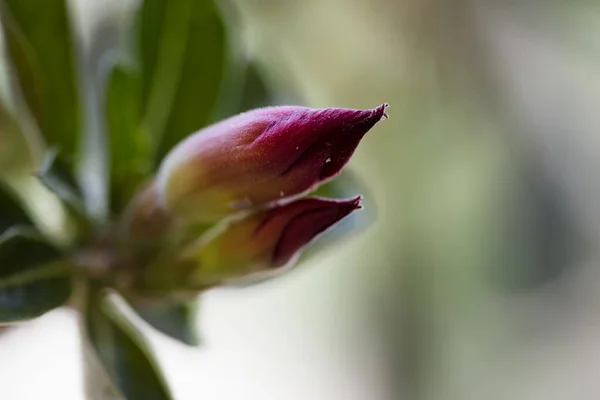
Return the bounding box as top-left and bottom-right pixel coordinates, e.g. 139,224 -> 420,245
0,0 -> 81,165
237,62 -> 272,112
0,100 -> 33,171
138,0 -> 229,165
0,183 -> 31,234
36,149 -> 89,227
0,227 -> 62,278
0,274 -> 71,323
209,60 -> 273,122
0,228 -> 70,322
105,66 -> 149,213
129,298 -> 200,346
85,290 -> 173,400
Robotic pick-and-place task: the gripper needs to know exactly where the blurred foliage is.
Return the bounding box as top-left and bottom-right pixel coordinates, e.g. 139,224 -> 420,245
0,0 -> 80,165
85,290 -> 172,400
128,298 -> 200,347
137,0 -> 228,166
0,227 -> 71,323
0,101 -> 31,170
0,183 -> 30,233
105,65 -> 146,214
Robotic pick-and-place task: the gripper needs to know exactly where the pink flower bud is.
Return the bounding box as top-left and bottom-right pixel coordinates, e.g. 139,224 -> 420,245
157,104 -> 387,222
176,196 -> 362,287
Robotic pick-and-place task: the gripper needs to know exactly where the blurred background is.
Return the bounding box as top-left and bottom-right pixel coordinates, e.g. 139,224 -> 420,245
3,0 -> 600,399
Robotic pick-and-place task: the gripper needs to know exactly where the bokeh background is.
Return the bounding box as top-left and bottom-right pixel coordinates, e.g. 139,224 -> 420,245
3,0 -> 600,399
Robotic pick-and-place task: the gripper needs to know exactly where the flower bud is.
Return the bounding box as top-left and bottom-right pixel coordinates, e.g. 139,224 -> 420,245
147,196 -> 361,290
157,104 -> 387,222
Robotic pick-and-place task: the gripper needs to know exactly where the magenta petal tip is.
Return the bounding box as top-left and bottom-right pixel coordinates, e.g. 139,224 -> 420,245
376,103 -> 390,120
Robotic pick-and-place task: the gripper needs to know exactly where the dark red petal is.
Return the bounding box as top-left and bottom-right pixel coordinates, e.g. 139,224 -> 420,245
320,103 -> 388,179
276,104 -> 388,183
271,196 -> 362,267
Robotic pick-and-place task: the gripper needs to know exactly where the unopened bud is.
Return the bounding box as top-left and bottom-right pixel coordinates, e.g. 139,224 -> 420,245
156,104 -> 387,222
142,196 -> 362,291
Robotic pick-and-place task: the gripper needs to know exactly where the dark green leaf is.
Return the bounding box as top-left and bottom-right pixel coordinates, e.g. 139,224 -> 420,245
237,62 -> 272,112
0,183 -> 31,235
0,229 -> 70,322
0,227 -> 62,278
129,298 -> 200,346
214,56 -> 303,121
105,65 -> 150,213
210,60 -> 273,121
138,0 -> 229,165
85,290 -> 173,400
36,149 -> 89,227
38,149 -> 82,204
0,0 -> 81,165
0,275 -> 71,323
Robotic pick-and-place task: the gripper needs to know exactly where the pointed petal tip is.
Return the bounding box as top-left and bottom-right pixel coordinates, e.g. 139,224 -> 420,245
347,195 -> 363,210
332,195 -> 363,217
372,103 -> 389,121
270,196 -> 363,267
